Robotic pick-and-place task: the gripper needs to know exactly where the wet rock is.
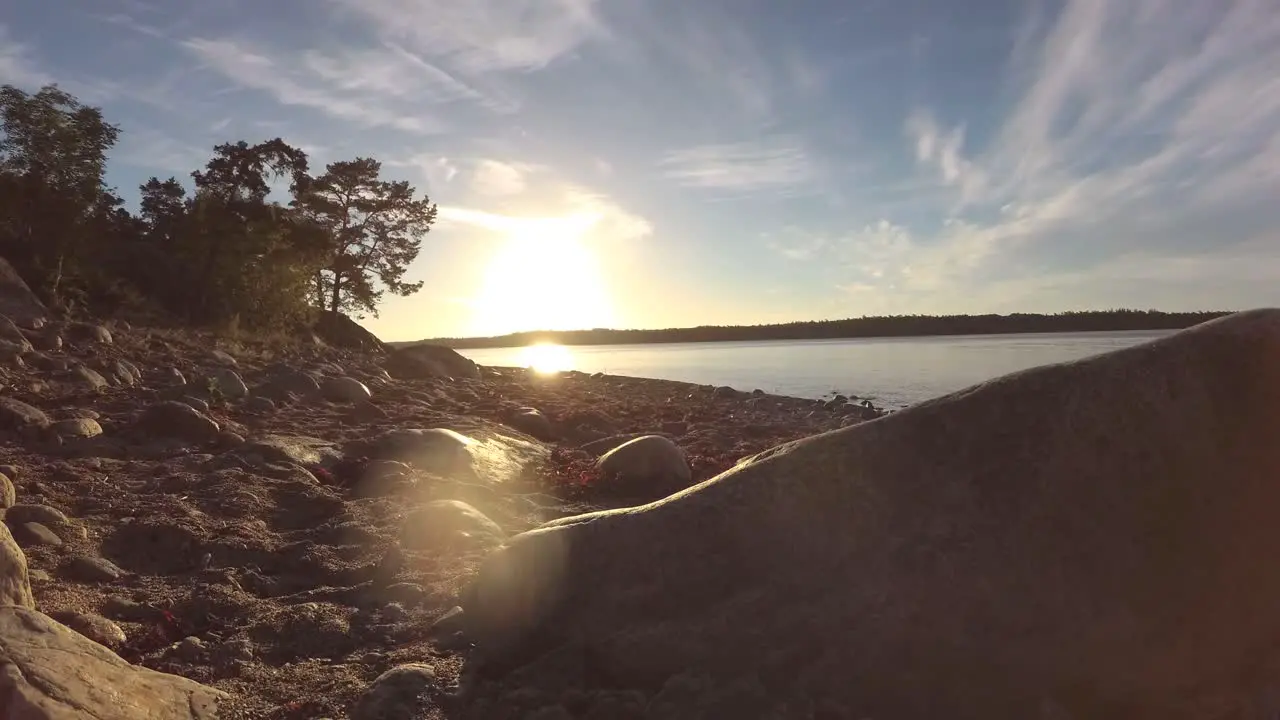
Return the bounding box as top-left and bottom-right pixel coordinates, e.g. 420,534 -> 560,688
350,663 -> 439,720
0,397 -> 50,434
136,401 -> 220,443
595,434 -> 692,499
63,555 -> 126,583
71,364 -> 109,390
367,428 -> 475,475
66,321 -> 113,345
49,610 -> 127,648
11,522 -> 62,548
322,375 -> 372,403
207,367 -> 248,398
0,606 -> 227,717
52,417 -> 103,439
508,407 -> 556,441
400,500 -> 504,550
0,522 -> 33,608
0,471 -> 13,508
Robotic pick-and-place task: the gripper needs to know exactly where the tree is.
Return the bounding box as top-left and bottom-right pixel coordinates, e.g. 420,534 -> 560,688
0,84 -> 120,299
294,157 -> 436,316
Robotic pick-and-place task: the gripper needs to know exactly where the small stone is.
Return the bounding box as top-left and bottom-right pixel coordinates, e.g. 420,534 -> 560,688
210,349 -> 238,367
28,568 -> 50,582
350,663 -> 439,720
246,396 -> 276,413
66,322 -> 112,345
322,376 -> 373,403
102,596 -> 154,621
175,635 -> 207,661
165,367 -> 187,385
11,522 -> 63,548
207,367 -> 248,398
49,610 -> 127,648
179,396 -> 211,414
381,603 -> 410,622
4,503 -> 71,528
51,417 -> 103,439
71,364 -> 110,390
63,555 -> 125,583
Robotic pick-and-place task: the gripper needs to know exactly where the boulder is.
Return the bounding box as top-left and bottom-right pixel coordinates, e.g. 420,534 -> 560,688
256,370 -> 321,402
595,434 -> 691,499
0,398 -> 49,434
47,611 -> 127,649
0,606 -> 227,718
312,310 -> 388,352
209,349 -> 238,367
27,331 -> 61,352
0,316 -> 31,353
350,663 -> 439,720
384,344 -> 479,380
0,472 -> 13,509
10,522 -> 62,548
206,367 -> 247,399
322,376 -> 372,403
459,310 -> 1280,718
136,402 -> 220,443
65,322 -> 113,345
401,500 -> 504,550
0,257 -> 47,327
365,428 -> 475,476
238,434 -> 342,469
51,417 -> 103,439
71,365 -> 109,390
508,407 -> 556,441
0,522 -> 33,608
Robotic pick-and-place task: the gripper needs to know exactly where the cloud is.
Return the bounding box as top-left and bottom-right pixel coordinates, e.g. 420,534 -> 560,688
470,159 -> 531,197
330,0 -> 605,73
182,37 -> 504,134
439,186 -> 651,244
659,137 -> 815,193
0,24 -> 51,87
895,0 -> 1280,287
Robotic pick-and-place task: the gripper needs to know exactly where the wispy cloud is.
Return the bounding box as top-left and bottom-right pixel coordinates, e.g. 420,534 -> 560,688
660,136 -> 814,193
0,24 -> 51,87
330,0 -> 605,74
469,159 -> 532,197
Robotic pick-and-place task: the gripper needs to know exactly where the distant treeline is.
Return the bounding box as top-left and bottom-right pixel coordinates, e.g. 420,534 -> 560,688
408,309 -> 1237,349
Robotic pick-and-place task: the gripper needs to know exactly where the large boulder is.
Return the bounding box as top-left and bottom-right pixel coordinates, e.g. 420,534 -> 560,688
0,257 -> 47,328
312,311 -> 388,352
238,434 -> 343,469
595,434 -> 691,499
459,310 -> 1280,718
0,398 -> 49,435
135,402 -> 220,443
384,344 -> 479,380
0,606 -> 227,718
0,522 -> 34,609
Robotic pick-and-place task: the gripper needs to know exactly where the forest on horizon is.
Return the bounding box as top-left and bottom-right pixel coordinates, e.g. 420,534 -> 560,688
407,309 -> 1236,349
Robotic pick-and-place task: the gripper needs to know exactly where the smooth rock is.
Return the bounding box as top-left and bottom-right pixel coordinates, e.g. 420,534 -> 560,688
385,344 -> 479,380
178,396 -> 210,414
51,417 -> 103,439
210,349 -> 238,367
0,522 -> 33,608
206,367 -> 248,398
245,396 -> 276,413
508,408 -> 556,441
49,610 -> 127,648
0,606 -> 227,718
0,397 -> 50,434
401,500 -> 504,550
66,322 -> 113,345
256,370 -> 321,401
0,472 -> 13,509
595,434 -> 692,499
350,663 -> 439,720
4,504 -> 71,529
367,428 -> 475,475
0,316 -> 31,353
322,376 -> 372,403
239,434 -> 342,469
11,522 -> 62,548
165,367 -> 187,385
63,555 -> 125,583
136,401 -> 220,443
460,310 -> 1280,718
71,364 -> 109,390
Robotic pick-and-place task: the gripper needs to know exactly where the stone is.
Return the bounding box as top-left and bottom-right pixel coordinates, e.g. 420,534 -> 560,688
102,596 -> 153,622
385,344 -> 480,380
508,408 -> 556,441
712,385 -> 737,398
165,367 -> 187,385
51,417 -> 103,439
239,434 -> 342,469
0,316 -> 31,353
178,396 -> 210,414
71,364 -> 109,390
107,359 -> 141,387
207,367 -> 248,398
4,504 -> 71,529
26,353 -> 65,372
136,401 -> 220,443
322,376 -> 372,403
0,606 -> 227,718
11,522 -> 62,548
0,522 -> 33,609
28,332 -> 61,352
0,397 -> 50,434
367,428 -> 475,475
401,500 -> 504,550
245,396 -> 276,413
63,555 -> 125,583
66,321 -> 113,345
256,370 -> 321,402
595,434 -> 692,499
0,257 -> 48,327
312,310 -> 387,352
350,663 -> 439,720
352,460 -> 414,498
459,310 -> 1280,718
0,472 -> 13,509
48,610 -> 127,648
210,348 -> 238,366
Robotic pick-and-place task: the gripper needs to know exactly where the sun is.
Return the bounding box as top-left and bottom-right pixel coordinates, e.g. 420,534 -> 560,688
517,343 -> 576,373
470,216 -> 615,337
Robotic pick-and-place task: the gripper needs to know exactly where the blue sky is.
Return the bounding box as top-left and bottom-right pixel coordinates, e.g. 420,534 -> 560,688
3,0 -> 1279,340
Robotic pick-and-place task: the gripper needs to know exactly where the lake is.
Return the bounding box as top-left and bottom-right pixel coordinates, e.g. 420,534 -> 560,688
458,330 -> 1175,408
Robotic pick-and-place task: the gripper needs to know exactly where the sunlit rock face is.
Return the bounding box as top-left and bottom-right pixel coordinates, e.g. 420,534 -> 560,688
461,309 -> 1280,719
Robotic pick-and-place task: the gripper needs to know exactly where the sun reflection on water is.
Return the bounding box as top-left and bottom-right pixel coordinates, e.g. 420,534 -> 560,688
517,343 -> 576,374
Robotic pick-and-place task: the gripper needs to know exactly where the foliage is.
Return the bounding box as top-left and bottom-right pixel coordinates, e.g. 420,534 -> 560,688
0,83 -> 437,331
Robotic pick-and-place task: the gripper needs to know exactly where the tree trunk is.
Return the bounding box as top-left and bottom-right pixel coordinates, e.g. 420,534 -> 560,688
329,273 -> 342,313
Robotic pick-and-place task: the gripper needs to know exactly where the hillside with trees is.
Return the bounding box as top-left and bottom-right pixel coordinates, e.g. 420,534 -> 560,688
0,83 -> 436,331
416,310 -> 1235,349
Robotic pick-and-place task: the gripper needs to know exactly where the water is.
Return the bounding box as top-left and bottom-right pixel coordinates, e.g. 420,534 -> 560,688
459,330 -> 1175,408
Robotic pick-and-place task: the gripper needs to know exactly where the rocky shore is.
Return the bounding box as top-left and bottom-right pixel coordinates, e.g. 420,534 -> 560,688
0,285 -> 882,717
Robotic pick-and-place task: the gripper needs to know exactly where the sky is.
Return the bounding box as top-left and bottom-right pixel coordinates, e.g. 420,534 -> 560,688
2,0 -> 1279,341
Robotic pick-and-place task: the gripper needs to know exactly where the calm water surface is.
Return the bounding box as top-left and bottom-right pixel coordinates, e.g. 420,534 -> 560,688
460,330 -> 1174,408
